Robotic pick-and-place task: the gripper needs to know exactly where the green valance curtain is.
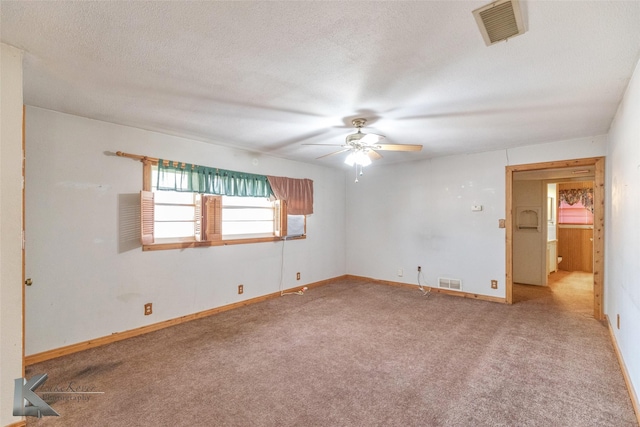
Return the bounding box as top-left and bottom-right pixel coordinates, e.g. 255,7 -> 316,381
156,160 -> 273,198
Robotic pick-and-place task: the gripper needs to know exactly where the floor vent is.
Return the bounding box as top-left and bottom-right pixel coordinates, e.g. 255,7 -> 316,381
472,0 -> 526,46
438,277 -> 462,291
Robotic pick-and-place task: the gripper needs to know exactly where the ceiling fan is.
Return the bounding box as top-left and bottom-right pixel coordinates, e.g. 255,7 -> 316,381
304,118 -> 423,182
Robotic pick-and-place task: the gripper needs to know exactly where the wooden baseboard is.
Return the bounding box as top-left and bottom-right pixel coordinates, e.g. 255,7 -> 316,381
5,420 -> 26,427
25,274 -> 506,365
345,274 -> 507,304
606,315 -> 640,425
25,276 -> 345,366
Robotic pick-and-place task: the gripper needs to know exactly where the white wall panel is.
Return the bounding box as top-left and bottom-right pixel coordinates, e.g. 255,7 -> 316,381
507,135 -> 607,166
346,136 -> 606,298
606,58 -> 640,403
24,107 -> 346,355
346,150 -> 507,296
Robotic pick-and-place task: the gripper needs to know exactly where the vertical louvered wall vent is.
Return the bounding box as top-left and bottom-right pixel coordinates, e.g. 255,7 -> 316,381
438,277 -> 462,291
472,0 -> 526,46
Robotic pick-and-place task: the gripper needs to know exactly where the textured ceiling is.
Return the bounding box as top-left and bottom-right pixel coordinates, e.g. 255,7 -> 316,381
2,1 -> 639,168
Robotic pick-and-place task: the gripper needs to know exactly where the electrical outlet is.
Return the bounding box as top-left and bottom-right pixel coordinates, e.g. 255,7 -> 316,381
491,280 -> 498,289
398,268 -> 403,277
417,266 -> 421,272
498,219 -> 506,228
238,284 -> 244,294
296,272 -> 300,280
144,303 -> 152,315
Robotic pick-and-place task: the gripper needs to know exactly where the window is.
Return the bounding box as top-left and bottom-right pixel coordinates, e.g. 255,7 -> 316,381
222,196 -> 275,237
558,199 -> 593,225
558,186 -> 594,225
154,190 -> 198,240
150,189 -> 277,241
141,164 -> 305,250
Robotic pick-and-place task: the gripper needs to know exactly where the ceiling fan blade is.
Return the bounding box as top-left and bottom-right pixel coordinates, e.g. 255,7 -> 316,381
316,148 -> 351,159
376,144 -> 423,152
368,150 -> 383,161
360,133 -> 385,144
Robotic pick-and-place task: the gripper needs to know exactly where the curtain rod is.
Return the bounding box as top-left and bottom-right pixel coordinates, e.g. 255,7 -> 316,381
116,151 -> 159,165
116,151 -> 249,174
116,151 -> 193,168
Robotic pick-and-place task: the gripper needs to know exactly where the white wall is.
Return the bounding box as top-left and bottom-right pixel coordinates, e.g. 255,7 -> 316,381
0,43 -> 24,427
24,107 -> 346,355
345,136 -> 606,298
346,150 -> 507,295
606,58 -> 640,405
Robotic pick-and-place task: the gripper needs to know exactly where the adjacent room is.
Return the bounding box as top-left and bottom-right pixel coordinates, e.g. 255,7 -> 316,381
1,1 -> 639,426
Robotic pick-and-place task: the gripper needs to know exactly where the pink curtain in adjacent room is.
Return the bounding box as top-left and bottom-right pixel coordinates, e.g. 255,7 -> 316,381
267,176 -> 314,215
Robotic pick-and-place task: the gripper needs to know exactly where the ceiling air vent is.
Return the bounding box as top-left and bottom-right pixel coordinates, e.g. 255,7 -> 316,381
473,0 -> 525,46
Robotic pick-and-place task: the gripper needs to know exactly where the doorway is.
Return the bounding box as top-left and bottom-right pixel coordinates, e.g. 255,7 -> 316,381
506,157 -> 604,320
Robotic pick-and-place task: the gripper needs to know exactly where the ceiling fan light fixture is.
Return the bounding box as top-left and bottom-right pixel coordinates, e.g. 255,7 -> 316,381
345,118 -> 384,145
344,153 -> 355,167
360,133 -> 383,144
345,130 -> 364,144
302,116 -> 422,182
344,150 -> 372,167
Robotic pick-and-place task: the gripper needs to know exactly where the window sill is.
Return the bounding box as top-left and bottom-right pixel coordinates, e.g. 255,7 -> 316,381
142,235 -> 305,251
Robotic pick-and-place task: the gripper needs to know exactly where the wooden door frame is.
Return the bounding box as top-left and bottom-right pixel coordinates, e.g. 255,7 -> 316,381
506,157 -> 605,320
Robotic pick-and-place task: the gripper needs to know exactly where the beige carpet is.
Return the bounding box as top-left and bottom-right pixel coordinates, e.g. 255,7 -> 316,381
25,276 -> 637,426
514,270 -> 595,316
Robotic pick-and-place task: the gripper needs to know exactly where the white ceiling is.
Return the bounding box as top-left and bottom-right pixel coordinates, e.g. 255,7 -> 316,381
2,1 -> 639,169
